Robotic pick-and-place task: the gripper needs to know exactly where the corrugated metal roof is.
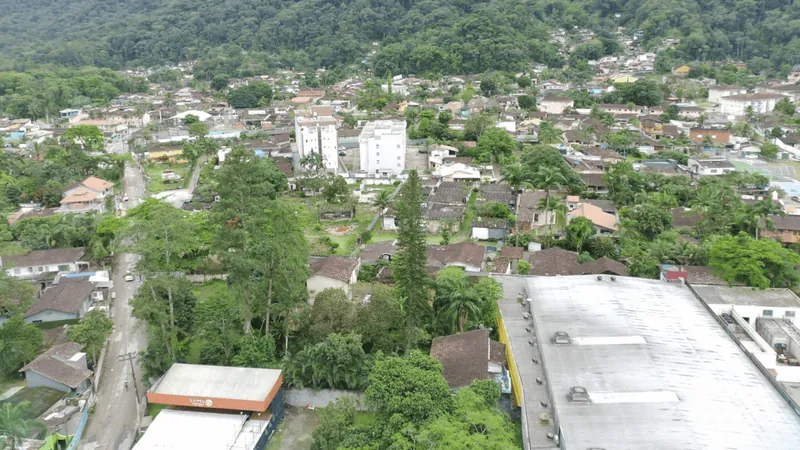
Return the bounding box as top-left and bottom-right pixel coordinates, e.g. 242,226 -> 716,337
521,275 -> 800,450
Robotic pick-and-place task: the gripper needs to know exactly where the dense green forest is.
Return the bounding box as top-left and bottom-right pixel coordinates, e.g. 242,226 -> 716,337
1,0 -> 799,77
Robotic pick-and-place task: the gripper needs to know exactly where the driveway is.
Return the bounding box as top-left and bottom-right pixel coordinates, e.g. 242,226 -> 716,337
81,162 -> 148,450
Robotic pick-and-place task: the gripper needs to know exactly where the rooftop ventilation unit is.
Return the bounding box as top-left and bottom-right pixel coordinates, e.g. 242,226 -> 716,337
553,331 -> 571,344
597,275 -> 603,281
569,386 -> 590,403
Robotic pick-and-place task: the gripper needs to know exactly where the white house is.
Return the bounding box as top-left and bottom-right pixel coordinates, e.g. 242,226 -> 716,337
720,93 -> 786,116
437,163 -> 481,182
0,247 -> 87,280
539,96 -> 575,114
708,85 -> 747,104
687,158 -> 736,176
307,256 -> 360,303
295,105 -> 339,173
358,120 -> 407,177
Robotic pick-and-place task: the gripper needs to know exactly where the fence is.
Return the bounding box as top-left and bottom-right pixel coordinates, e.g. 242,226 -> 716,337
65,394 -> 93,450
285,388 -> 367,410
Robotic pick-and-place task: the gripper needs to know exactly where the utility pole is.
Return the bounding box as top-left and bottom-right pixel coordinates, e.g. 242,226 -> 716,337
118,352 -> 141,404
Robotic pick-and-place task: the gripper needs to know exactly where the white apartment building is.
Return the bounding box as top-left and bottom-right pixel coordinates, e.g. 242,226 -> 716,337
708,85 -> 747,104
358,120 -> 407,177
720,92 -> 786,116
539,96 -> 574,114
295,105 -> 339,173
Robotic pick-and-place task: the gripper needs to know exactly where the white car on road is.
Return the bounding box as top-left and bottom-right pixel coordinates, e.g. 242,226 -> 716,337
124,273 -> 135,282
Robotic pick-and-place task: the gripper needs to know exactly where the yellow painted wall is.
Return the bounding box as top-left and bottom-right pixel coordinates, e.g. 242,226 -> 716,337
497,315 -> 523,407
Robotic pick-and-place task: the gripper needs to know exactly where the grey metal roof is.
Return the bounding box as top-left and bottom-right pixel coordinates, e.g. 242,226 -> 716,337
513,275 -> 800,450
692,284 -> 800,308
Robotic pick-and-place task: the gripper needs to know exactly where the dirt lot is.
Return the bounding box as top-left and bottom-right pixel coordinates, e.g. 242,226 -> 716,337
268,406 -> 320,450
405,145 -> 429,171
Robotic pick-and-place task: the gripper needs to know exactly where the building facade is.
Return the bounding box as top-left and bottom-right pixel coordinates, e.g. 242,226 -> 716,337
720,93 -> 786,116
295,106 -> 339,173
358,120 -> 407,177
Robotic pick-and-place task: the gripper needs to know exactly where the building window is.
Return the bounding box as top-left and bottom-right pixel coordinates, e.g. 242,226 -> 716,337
37,267 -> 44,273
376,152 -> 380,156
763,309 -> 774,317
397,163 -> 401,168
397,156 -> 401,160
13,268 -> 20,275
786,311 -> 796,318
376,160 -> 380,164
58,265 -> 70,272
28,267 -> 33,273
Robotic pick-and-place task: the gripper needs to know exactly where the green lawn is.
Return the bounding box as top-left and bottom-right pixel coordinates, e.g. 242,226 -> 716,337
0,376 -> 25,396
145,163 -> 190,193
0,387 -> 65,419
459,191 -> 478,235
192,280 -> 228,302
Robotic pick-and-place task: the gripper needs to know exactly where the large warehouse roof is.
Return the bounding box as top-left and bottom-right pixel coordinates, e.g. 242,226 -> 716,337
133,409 -> 268,450
148,364 -> 282,412
497,275 -> 800,450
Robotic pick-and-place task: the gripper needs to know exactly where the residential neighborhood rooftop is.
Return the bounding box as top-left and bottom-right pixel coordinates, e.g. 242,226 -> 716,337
20,342 -> 92,389
1,247 -> 86,269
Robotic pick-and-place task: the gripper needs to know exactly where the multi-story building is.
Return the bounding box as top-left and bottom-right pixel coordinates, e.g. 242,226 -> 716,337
708,85 -> 747,104
358,120 -> 407,177
295,105 -> 338,173
720,92 -> 786,116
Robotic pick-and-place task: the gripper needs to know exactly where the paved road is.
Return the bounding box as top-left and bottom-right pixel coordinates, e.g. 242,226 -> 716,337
81,162 -> 148,450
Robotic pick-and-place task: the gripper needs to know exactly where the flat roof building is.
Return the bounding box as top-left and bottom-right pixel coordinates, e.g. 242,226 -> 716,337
147,363 -> 282,412
495,275 -> 800,450
134,409 -> 271,450
138,364 -> 285,450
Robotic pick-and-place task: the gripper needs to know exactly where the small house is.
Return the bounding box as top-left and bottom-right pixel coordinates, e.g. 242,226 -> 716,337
20,342 -> 92,393
307,256 -> 360,303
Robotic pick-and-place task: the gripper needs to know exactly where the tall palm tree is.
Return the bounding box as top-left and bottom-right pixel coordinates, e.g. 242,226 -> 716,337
373,190 -> 391,212
533,166 -> 567,236
750,199 -> 783,239
501,162 -> 528,193
501,161 -> 530,246
0,402 -> 46,450
437,274 -> 481,333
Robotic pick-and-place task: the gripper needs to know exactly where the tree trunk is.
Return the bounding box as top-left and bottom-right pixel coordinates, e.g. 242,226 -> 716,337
265,269 -> 274,338
458,308 -> 466,333
243,285 -> 252,336
161,322 -> 174,360
167,285 -> 175,331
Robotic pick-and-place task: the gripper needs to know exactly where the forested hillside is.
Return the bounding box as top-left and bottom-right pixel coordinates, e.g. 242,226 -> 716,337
3,0 -> 799,76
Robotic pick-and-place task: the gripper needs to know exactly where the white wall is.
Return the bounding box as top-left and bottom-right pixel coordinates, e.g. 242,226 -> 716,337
5,262 -> 78,278
709,89 -> 745,104
320,124 -> 339,172
307,276 -> 351,304
708,303 -> 799,326
359,121 -> 406,176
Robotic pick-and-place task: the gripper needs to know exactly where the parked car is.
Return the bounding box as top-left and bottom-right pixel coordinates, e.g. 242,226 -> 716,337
124,273 -> 135,282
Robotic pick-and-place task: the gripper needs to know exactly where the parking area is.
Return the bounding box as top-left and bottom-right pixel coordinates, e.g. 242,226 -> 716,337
406,145 -> 429,171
